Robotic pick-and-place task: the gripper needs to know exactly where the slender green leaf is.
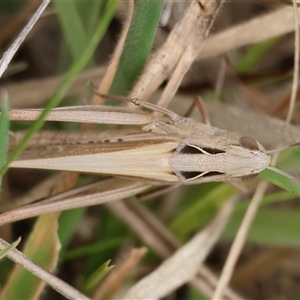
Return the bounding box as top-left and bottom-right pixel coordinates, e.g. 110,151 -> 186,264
235,37 -> 279,73
188,287 -> 208,300
58,207 -> 86,254
54,0 -> 89,61
76,1 -> 103,38
0,96 -> 9,188
169,184 -> 236,241
260,168 -> 300,196
234,190 -> 295,212
62,237 -> 124,261
224,208 -> 300,246
110,0 -> 164,95
0,238 -> 21,260
83,260 -> 114,293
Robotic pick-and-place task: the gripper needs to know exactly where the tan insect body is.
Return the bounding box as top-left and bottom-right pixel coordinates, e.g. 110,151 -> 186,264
8,96 -> 275,185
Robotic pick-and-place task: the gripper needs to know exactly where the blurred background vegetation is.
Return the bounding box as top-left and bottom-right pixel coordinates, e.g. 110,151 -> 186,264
0,1 -> 300,299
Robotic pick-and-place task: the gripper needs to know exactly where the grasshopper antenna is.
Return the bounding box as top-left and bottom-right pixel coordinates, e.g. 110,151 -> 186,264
266,142 -> 300,154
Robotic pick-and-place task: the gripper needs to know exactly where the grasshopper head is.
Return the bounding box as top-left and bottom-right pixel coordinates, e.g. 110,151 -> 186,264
227,135 -> 271,179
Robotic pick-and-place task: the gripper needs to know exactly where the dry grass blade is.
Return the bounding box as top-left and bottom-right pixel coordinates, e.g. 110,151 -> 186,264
286,0 -> 300,124
213,181 -> 269,299
0,178 -> 151,226
0,172 -> 73,212
107,199 -> 180,257
107,198 -> 242,299
130,0 -> 224,102
0,0 -> 50,77
6,66 -> 106,108
0,0 -> 43,48
92,0 -> 134,106
192,268 -> 245,300
123,197 -> 236,300
0,237 -> 90,300
156,0 -> 225,108
199,6 -> 300,59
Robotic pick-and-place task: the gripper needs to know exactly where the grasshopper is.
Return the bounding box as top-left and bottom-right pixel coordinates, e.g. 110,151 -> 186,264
7,94 -> 298,186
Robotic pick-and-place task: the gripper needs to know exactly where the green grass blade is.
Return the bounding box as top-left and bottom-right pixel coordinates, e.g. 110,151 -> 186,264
0,0 -> 118,178
224,208 -> 300,247
110,0 -> 164,95
62,237 -> 123,260
234,190 -> 295,211
83,260 -> 114,293
0,238 -> 21,260
54,0 -> 89,61
0,95 -> 9,188
75,1 -> 103,38
235,37 -> 279,73
169,184 -> 236,241
260,168 -> 300,196
58,208 -> 86,252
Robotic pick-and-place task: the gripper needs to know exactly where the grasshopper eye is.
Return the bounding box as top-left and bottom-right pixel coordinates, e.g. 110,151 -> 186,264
239,136 -> 259,151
